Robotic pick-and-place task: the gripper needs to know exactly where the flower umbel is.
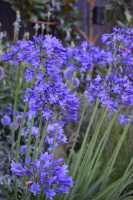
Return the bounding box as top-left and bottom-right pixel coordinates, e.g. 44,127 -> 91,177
11,152 -> 73,199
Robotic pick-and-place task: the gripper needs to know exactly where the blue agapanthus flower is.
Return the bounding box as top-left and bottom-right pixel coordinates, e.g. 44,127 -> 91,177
85,72 -> 133,112
11,152 -> 73,199
2,34 -> 101,75
2,34 -> 68,68
24,67 -> 79,125
66,43 -> 95,73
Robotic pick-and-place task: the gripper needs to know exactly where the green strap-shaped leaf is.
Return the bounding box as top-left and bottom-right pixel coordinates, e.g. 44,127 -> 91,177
0,184 -> 12,200
92,179 -> 122,200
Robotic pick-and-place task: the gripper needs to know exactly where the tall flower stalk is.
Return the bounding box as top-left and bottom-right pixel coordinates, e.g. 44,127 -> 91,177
32,112 -> 43,161
11,61 -> 21,159
36,120 -> 49,159
15,66 -> 39,163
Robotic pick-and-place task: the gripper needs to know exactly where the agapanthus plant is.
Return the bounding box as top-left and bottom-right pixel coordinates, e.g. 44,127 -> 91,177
3,23 -> 133,200
11,152 -> 73,199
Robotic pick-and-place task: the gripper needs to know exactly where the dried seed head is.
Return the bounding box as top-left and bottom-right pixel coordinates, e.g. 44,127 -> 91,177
21,181 -> 33,189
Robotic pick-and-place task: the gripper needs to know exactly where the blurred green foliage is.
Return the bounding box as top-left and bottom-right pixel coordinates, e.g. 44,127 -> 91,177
3,0 -> 82,42
102,0 -> 133,27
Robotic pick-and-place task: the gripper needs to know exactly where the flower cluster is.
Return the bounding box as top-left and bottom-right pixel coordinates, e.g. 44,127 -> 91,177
84,26 -> 133,125
100,27 -> 133,73
119,114 -> 132,124
101,27 -> 133,47
11,152 -> 73,199
85,72 -> 133,112
45,123 -> 67,152
66,42 -> 100,73
24,68 -> 79,125
2,34 -> 103,76
2,35 -> 67,68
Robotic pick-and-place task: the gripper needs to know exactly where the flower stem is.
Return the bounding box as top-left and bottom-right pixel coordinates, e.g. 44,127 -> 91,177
36,119 -> 49,159
26,115 -> 34,160
32,112 -> 43,161
21,188 -> 30,200
68,70 -> 74,88
51,115 -> 62,155
51,124 -> 59,155
70,70 -> 77,91
11,61 -> 21,160
15,66 -> 38,163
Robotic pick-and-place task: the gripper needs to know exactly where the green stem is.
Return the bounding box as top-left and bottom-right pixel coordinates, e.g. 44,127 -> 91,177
15,66 -> 38,163
21,189 -> 30,200
51,115 -> 62,155
51,124 -> 59,155
15,103 -> 28,162
67,98 -> 88,164
32,112 -> 43,161
70,71 -> 77,91
68,70 -> 74,88
14,176 -> 17,200
26,115 -> 34,160
37,190 -> 43,200
36,120 -> 49,159
11,62 -> 21,160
